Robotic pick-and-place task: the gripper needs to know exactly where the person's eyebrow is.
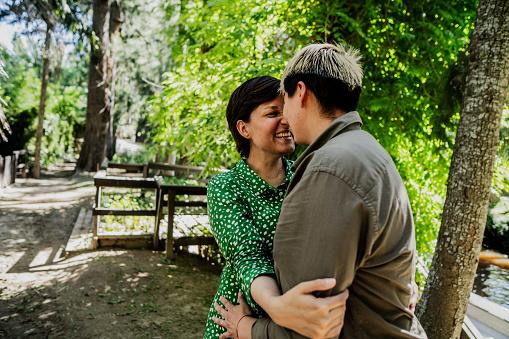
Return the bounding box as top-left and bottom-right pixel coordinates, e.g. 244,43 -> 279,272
263,105 -> 281,110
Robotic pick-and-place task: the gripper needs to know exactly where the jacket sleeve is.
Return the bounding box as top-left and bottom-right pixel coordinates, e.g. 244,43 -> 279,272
252,169 -> 368,338
207,176 -> 276,312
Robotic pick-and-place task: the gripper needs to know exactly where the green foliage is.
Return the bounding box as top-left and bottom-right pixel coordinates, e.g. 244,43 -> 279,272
0,107 -> 37,156
101,189 -> 156,233
38,85 -> 86,166
110,0 -> 173,144
484,213 -> 509,254
0,31 -> 87,165
0,36 -> 41,154
112,150 -> 153,165
149,0 -> 293,171
148,0 -> 483,260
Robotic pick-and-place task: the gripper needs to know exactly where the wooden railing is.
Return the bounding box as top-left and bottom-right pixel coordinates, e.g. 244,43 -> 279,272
93,162 -> 226,258
92,170 -> 159,248
100,161 -> 224,179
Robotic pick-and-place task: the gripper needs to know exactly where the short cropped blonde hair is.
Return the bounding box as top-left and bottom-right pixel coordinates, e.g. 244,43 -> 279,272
281,43 -> 363,92
280,43 -> 364,115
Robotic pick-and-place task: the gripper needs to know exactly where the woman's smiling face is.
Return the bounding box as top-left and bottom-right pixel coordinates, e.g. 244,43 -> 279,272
239,96 -> 295,158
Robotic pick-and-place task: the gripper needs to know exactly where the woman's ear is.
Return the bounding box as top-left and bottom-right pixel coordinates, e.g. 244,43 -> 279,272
237,120 -> 250,139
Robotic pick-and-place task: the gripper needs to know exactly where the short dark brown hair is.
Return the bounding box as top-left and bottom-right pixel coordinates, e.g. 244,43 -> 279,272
226,76 -> 281,158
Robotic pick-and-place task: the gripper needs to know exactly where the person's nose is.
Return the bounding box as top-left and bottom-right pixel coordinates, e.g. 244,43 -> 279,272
280,115 -> 289,126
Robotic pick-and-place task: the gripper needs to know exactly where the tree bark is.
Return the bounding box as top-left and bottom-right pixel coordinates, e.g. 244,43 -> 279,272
415,0 -> 509,337
106,0 -> 123,160
76,0 -> 111,172
32,24 -> 52,179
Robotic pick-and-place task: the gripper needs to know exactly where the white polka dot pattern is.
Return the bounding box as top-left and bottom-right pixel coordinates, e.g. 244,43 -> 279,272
203,158 -> 293,338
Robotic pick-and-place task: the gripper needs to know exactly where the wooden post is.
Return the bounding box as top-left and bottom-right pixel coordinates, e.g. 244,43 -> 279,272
165,190 -> 176,260
12,152 -> 18,184
153,188 -> 162,249
93,186 -> 102,249
143,163 -> 148,178
0,156 -> 4,189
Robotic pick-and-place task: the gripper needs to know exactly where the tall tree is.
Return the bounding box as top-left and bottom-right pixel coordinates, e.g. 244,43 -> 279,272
0,46 -> 12,142
1,0 -> 85,175
32,21 -> 53,178
2,0 -> 57,178
415,0 -> 509,337
76,0 -> 112,172
106,0 -> 123,160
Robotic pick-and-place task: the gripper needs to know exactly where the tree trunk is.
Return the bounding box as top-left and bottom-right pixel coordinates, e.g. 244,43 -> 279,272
415,0 -> 509,337
32,25 -> 52,179
76,0 -> 111,172
106,0 -> 123,160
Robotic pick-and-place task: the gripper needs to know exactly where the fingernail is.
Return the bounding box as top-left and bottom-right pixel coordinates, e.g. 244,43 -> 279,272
325,278 -> 336,285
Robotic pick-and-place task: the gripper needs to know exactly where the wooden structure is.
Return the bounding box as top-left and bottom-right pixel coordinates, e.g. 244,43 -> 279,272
92,162 -> 224,257
466,293 -> 509,339
0,149 -> 28,189
93,170 -> 159,249
417,257 -> 509,339
100,160 -> 214,180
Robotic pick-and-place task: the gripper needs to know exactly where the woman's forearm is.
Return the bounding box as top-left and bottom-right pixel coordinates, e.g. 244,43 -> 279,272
250,275 -> 282,319
238,316 -> 256,339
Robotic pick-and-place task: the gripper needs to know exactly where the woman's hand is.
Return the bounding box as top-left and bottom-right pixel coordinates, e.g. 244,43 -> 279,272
409,280 -> 419,313
264,278 -> 348,339
213,291 -> 256,339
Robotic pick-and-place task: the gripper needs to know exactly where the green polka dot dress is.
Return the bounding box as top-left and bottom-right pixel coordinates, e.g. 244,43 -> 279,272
203,158 -> 294,339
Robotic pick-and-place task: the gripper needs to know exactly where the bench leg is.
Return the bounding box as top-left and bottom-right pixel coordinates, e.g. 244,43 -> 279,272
165,190 -> 176,260
153,189 -> 162,250
93,214 -> 99,249
93,186 -> 101,249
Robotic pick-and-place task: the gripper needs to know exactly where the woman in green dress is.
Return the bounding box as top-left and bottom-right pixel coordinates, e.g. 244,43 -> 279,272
204,76 -> 346,339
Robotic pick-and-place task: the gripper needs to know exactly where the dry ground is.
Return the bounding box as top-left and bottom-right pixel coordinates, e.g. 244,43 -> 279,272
0,164 -> 221,338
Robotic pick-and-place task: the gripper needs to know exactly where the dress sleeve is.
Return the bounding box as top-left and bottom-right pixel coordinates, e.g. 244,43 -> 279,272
207,176 -> 275,313
251,170 -> 367,338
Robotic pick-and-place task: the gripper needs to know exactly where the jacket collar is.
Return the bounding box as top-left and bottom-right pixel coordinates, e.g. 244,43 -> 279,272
293,111 -> 363,170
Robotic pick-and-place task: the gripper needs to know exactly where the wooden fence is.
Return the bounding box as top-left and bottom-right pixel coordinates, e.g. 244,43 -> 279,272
93,162 -> 226,259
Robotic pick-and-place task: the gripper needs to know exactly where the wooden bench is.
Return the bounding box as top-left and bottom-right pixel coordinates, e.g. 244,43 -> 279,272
92,170 -> 159,249
93,162 -> 226,256
154,183 -> 215,259
13,149 -> 28,179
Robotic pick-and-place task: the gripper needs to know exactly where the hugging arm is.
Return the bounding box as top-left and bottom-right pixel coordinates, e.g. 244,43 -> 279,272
209,173 -> 350,338
251,171 -> 364,338
207,178 -> 276,312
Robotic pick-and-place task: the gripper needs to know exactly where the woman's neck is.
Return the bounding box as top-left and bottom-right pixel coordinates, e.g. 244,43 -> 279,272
245,152 -> 285,188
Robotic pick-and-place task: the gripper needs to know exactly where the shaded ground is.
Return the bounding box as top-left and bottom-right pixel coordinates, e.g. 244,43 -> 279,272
0,164 -> 221,338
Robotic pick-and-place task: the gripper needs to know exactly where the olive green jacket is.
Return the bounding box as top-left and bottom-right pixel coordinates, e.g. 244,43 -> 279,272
252,112 -> 427,339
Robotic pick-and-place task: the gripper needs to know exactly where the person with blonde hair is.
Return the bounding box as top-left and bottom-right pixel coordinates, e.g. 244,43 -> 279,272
214,43 -> 427,338
205,75 -> 348,339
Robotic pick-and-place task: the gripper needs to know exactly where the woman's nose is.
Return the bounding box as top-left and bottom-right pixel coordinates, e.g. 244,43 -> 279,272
280,116 -> 289,126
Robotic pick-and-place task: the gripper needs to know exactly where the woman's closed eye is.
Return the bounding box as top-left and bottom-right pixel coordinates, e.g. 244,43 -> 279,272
266,111 -> 281,117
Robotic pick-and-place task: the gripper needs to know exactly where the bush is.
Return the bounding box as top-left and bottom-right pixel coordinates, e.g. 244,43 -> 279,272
484,213 -> 509,254
0,107 -> 37,156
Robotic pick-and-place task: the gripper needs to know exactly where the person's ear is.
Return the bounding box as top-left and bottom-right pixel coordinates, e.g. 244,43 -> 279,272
297,81 -> 307,108
237,120 -> 250,139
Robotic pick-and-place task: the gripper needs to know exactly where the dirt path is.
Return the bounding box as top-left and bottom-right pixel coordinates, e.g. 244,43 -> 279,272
0,165 -> 221,338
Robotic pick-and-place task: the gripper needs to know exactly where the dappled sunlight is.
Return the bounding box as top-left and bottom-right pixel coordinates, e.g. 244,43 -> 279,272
29,247 -> 54,268
38,311 -> 56,320
0,250 -> 25,274
0,176 -> 95,206
27,250 -> 127,273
